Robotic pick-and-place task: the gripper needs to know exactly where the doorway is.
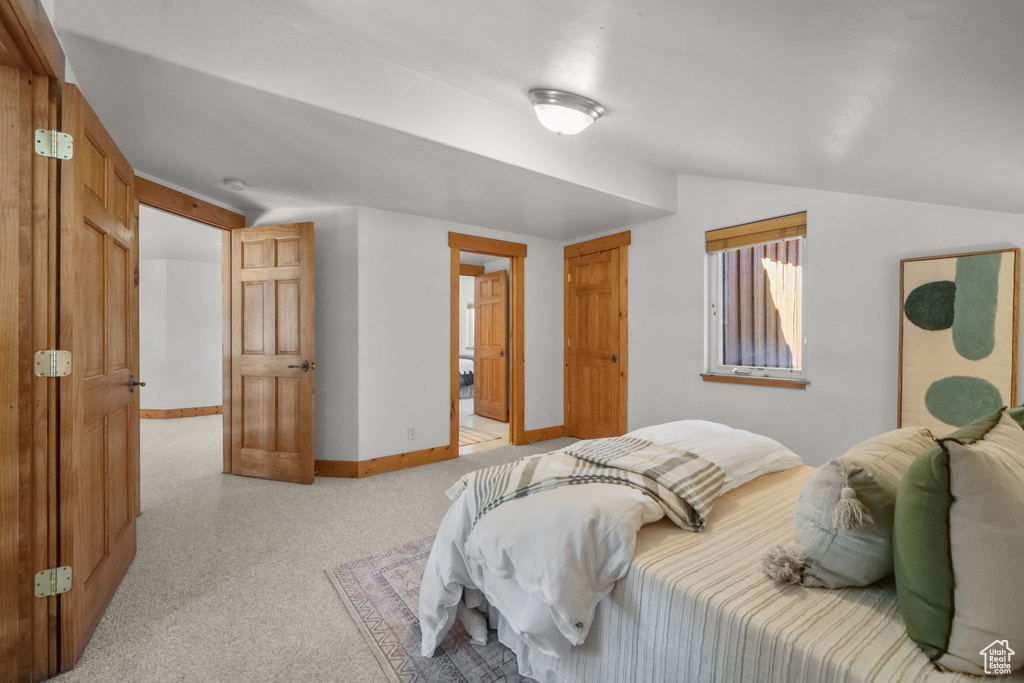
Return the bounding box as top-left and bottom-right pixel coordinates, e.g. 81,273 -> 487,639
457,255 -> 510,454
448,232 -> 527,454
137,206 -> 224,482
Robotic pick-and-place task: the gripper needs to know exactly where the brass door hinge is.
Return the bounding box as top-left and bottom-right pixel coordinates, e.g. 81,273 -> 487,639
34,566 -> 72,597
34,129 -> 74,159
34,349 -> 71,377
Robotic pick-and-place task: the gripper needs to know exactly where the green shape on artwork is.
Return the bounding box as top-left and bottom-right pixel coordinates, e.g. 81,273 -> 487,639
925,376 -> 1004,427
952,253 -> 1001,360
904,281 -> 956,330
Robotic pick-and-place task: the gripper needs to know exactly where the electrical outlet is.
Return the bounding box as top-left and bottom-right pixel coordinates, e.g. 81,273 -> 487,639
407,426 -> 416,440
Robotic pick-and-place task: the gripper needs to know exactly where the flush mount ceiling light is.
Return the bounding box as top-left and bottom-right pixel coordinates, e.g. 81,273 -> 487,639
223,178 -> 247,192
528,89 -> 605,135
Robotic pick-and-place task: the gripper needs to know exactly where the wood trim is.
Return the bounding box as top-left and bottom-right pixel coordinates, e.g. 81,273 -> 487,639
897,247 -> 1021,426
140,405 -> 223,419
0,0 -> 65,81
222,232 -> 232,474
509,255 -> 526,444
313,459 -> 358,478
1,64 -> 58,682
451,238 -> 528,451
449,247 -> 460,459
136,177 -> 245,231
521,425 -> 565,443
449,231 -> 527,258
705,211 -> 806,252
700,373 -> 807,389
563,230 -> 631,259
459,264 -> 484,276
618,245 -> 629,434
315,445 -> 455,478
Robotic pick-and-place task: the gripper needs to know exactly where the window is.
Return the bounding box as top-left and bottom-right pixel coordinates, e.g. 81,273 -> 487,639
705,212 -> 806,384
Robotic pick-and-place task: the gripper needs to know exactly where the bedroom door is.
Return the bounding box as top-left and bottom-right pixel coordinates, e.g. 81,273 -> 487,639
58,85 -> 140,669
229,223 -> 316,484
564,232 -> 630,439
474,271 -> 508,422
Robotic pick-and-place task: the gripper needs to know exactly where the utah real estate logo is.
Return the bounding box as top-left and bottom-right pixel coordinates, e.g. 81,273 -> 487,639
980,640 -> 1015,675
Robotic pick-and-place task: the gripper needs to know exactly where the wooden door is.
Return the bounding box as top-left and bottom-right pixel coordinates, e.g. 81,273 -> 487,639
565,240 -> 629,439
58,86 -> 139,669
230,223 -> 316,484
474,271 -> 508,422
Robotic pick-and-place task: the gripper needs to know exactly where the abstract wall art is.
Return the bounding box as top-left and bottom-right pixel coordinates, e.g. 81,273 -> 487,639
899,248 -> 1021,435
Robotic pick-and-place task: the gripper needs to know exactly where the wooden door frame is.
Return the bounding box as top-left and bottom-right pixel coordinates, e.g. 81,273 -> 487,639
449,233 -> 527,452
0,2 -> 63,680
135,178 -> 246,475
563,231 -> 630,437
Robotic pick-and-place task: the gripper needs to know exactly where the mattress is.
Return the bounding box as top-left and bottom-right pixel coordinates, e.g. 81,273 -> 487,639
505,465 -> 1021,683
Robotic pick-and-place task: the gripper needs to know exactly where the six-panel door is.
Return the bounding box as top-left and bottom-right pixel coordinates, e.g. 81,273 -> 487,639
230,224 -> 316,484
474,271 -> 508,422
59,86 -> 139,670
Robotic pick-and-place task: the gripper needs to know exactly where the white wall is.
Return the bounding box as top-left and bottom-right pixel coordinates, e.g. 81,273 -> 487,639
250,207 -> 361,462
139,259 -> 222,410
625,174 -> 1024,465
458,275 -> 474,353
357,207 -> 564,461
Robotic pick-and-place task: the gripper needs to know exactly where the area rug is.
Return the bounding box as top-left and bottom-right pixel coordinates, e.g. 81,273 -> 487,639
459,426 -> 500,446
327,535 -> 529,683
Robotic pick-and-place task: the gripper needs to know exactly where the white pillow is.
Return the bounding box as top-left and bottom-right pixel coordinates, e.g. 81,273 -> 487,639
626,419 -> 803,492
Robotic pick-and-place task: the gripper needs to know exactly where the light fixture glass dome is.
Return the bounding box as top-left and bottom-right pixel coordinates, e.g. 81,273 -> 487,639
528,89 -> 605,135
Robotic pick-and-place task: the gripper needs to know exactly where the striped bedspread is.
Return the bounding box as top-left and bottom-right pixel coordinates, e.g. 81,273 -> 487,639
445,436 -> 726,531
530,466 -> 1022,683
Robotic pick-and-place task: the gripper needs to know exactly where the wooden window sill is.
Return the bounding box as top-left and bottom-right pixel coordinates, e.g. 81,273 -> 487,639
700,373 -> 807,389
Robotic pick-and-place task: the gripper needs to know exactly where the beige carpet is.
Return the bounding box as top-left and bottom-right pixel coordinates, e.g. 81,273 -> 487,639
55,415 -> 574,682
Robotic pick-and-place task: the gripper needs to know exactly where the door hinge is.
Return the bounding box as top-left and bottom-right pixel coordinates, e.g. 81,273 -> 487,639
34,129 -> 74,160
567,272 -> 571,283
34,566 -> 72,597
34,349 -> 71,377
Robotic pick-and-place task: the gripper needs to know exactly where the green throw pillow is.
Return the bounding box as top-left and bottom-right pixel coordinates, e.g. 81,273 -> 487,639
894,408 -> 1024,674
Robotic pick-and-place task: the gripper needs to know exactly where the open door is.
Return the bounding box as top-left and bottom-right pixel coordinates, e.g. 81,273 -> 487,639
474,270 -> 508,422
58,85 -> 139,669
229,223 -> 316,484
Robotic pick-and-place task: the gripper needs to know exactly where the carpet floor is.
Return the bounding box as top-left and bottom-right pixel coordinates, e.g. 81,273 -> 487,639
54,415 -> 574,682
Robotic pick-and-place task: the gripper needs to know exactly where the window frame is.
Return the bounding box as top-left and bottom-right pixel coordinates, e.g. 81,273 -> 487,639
705,236 -> 808,383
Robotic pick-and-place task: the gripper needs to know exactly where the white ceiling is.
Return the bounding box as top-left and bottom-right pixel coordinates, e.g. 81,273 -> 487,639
54,0 -> 1024,239
139,206 -> 222,264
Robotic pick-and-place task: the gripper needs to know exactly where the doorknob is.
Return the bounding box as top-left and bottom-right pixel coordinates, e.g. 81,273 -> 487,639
288,360 -> 310,372
129,375 -> 146,393
499,349 -> 505,357
601,354 -> 618,363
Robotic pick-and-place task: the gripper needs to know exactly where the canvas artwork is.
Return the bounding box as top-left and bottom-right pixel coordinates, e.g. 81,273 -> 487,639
899,248 -> 1021,436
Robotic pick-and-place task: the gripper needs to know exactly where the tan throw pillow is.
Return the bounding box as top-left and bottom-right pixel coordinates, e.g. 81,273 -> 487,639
763,427 -> 934,588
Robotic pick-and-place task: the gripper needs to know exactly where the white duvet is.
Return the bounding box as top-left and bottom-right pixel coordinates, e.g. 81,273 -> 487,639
418,420 -> 802,662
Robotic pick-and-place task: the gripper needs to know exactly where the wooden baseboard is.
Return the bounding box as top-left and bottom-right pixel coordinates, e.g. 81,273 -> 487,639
140,405 -> 223,419
521,425 -> 565,443
316,444 -> 456,478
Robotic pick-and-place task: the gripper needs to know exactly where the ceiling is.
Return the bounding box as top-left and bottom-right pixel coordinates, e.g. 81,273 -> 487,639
53,0 -> 1024,239
139,206 -> 222,264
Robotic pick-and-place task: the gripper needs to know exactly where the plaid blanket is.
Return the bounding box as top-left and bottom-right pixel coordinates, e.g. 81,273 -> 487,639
445,436 -> 726,531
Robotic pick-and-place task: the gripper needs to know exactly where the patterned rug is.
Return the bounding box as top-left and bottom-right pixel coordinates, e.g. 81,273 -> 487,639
327,535 -> 530,683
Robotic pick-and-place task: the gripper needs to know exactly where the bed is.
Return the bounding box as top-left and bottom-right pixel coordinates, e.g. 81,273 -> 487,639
458,356 -> 474,398
418,421 -> 1022,682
